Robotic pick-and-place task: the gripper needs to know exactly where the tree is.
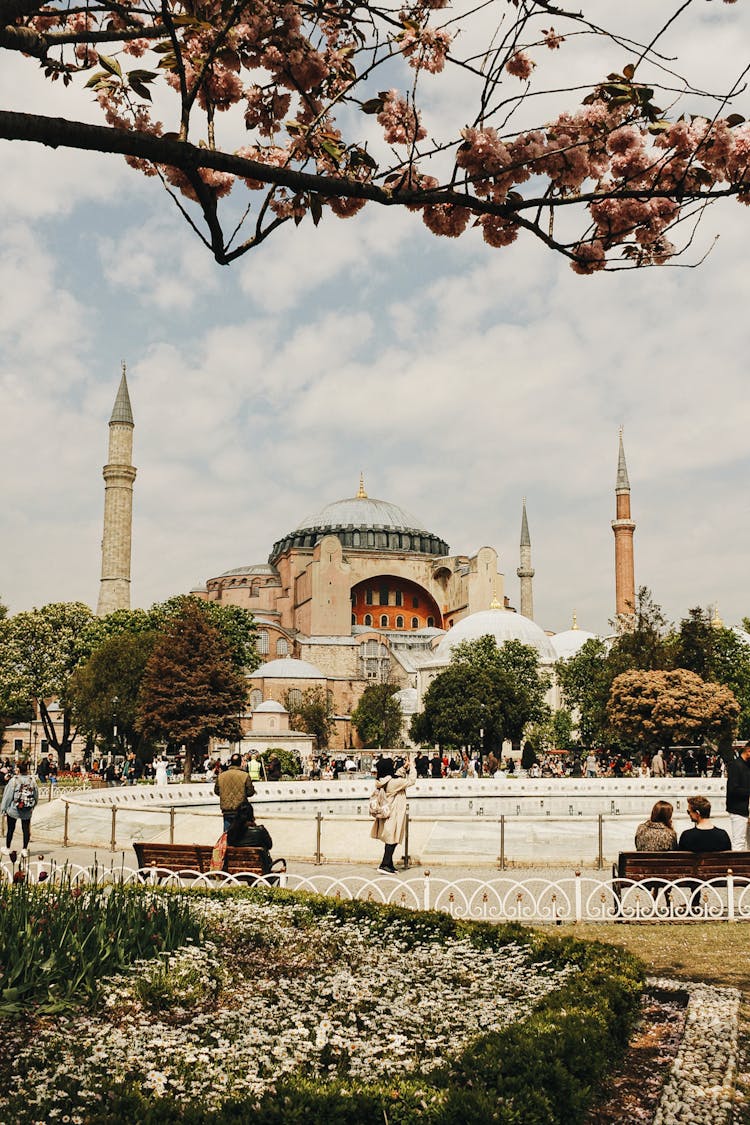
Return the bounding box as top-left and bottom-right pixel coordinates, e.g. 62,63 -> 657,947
555,638 -> 612,748
351,683 -> 404,748
136,599 -> 247,779
68,631 -> 158,758
284,686 -> 335,750
608,587 -> 673,676
148,596 -> 260,672
607,668 -> 739,753
0,601 -> 97,766
2,3 -> 747,271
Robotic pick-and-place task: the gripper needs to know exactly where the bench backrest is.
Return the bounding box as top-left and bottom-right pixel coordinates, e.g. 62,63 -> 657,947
133,842 -> 267,874
617,850 -> 750,880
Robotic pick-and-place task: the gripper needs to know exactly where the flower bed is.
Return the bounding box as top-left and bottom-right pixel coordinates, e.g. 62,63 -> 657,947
0,888 -> 644,1124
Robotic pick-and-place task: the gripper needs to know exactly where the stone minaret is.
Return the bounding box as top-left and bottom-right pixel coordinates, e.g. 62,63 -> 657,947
517,497 -> 535,620
612,428 -> 636,618
96,365 -> 136,615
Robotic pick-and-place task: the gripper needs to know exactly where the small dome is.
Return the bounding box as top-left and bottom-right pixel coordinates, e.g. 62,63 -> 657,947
254,699 -> 288,713
550,628 -> 598,660
732,626 -> 750,647
219,563 -> 279,578
435,608 -> 556,662
252,657 -> 324,679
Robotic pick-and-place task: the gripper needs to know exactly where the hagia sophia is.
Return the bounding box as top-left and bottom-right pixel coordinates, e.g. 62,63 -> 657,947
93,369 -> 638,750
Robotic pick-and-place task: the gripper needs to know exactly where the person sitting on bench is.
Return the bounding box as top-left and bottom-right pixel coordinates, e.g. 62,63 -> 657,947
678,795 -> 731,852
225,800 -> 283,876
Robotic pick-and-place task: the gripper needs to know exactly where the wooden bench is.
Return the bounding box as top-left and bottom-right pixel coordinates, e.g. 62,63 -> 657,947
614,850 -> 750,883
133,842 -> 286,884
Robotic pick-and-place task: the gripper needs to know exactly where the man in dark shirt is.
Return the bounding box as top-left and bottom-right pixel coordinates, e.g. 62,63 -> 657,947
678,795 -> 731,852
725,742 -> 750,850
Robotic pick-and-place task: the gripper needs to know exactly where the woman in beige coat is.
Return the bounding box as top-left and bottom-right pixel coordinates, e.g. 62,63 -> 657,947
371,756 -> 417,873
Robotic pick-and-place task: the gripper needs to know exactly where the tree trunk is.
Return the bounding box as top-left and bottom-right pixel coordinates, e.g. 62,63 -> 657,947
183,743 -> 193,783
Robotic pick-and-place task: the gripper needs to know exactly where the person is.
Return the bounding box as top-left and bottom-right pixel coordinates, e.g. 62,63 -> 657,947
225,800 -> 285,878
247,753 -> 262,783
0,760 -> 39,856
725,742 -> 750,850
678,795 -> 731,852
37,755 -> 51,784
370,755 -> 416,873
266,753 -> 282,782
650,749 -> 667,778
154,756 -> 169,786
583,751 -> 598,778
215,751 -> 256,832
414,751 -> 429,779
635,800 -> 678,851
429,753 -> 442,779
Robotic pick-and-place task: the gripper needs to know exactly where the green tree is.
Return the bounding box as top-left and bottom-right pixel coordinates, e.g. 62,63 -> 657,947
135,600 -> 247,780
0,602 -> 97,766
68,631 -> 158,758
449,636 -> 551,752
148,596 -> 260,672
410,663 -> 503,752
555,638 -> 611,748
608,586 -> 673,676
351,683 -> 404,748
672,608 -> 750,740
607,668 -> 739,753
284,686 -> 335,751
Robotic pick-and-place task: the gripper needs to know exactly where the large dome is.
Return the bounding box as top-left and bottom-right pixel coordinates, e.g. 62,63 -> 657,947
435,608 -> 557,662
270,490 -> 449,562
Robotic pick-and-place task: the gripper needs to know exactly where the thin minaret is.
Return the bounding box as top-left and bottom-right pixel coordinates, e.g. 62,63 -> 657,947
612,428 -> 636,618
517,497 -> 535,620
96,364 -> 136,615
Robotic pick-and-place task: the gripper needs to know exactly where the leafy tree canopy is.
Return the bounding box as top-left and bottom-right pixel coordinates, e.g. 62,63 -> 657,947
284,685 -> 335,751
136,599 -> 247,779
351,683 -> 404,749
1,3 -> 747,271
68,630 -> 158,757
607,668 -> 739,753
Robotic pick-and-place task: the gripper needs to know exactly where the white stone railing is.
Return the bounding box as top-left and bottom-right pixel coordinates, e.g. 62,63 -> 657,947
3,862 -> 749,923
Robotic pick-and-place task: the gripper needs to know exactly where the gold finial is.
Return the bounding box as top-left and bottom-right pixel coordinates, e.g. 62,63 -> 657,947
357,472 -> 367,499
711,604 -> 724,629
490,578 -> 502,610
572,610 -> 578,630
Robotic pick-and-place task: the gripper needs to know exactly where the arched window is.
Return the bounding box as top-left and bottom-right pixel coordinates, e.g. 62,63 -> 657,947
395,590 -> 403,606
380,615 -> 388,627
351,613 -> 356,625
352,531 -> 360,546
276,638 -> 289,656
411,617 -> 419,628
364,614 -> 372,626
250,689 -> 262,709
287,688 -> 302,709
427,616 -> 435,628
396,616 -> 404,628
258,631 -> 269,654
365,588 -> 374,605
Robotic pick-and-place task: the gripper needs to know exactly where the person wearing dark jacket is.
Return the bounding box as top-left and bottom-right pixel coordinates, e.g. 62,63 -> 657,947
226,801 -> 276,874
678,795 -> 731,852
725,743 -> 750,850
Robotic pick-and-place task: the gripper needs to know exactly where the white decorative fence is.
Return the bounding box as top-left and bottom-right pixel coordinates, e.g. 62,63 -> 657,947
3,860 -> 750,923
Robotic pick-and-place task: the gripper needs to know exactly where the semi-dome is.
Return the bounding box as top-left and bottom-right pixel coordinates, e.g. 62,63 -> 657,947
253,699 -> 288,713
550,627 -> 598,660
269,484 -> 449,562
251,657 -> 324,679
435,608 -> 557,662
219,563 -> 279,578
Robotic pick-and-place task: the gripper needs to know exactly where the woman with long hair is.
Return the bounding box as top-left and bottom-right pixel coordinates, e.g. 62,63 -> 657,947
635,800 -> 678,851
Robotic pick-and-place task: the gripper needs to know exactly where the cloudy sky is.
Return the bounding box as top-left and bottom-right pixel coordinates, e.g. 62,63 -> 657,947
2,1 -> 749,636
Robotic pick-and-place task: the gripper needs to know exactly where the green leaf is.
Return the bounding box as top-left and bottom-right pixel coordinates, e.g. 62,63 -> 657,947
97,53 -> 122,79
127,70 -> 158,83
309,193 -> 323,227
727,113 -> 746,127
129,80 -> 153,101
320,138 -> 342,164
361,98 -> 384,115
84,72 -> 108,89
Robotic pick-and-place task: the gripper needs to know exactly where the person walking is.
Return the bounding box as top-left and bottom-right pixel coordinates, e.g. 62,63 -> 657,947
1,760 -> 39,857
370,755 -> 416,873
650,749 -> 667,778
725,742 -> 750,850
215,751 -> 256,832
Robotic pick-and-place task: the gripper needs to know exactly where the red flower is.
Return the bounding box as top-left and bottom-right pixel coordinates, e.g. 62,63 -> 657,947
38,870 -> 49,882
13,871 -> 26,883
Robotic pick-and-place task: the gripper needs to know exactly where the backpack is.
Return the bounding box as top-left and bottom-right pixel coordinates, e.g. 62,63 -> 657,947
14,778 -> 37,812
369,786 -> 392,820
